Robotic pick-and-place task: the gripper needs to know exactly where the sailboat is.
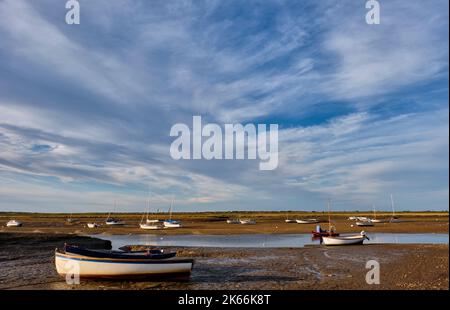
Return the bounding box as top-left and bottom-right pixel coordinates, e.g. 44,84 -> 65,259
140,190 -> 163,230
105,201 -> 125,225
321,200 -> 369,246
163,197 -> 182,228
389,194 -> 402,223
370,204 -> 387,223
285,213 -> 296,223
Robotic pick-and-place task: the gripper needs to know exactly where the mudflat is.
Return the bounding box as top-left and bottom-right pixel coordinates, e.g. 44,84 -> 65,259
0,212 -> 448,235
0,233 -> 447,290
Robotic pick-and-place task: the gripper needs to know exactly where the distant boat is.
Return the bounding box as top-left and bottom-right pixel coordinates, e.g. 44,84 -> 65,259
6,220 -> 22,227
389,194 -> 402,223
226,219 -> 240,224
322,232 -> 369,246
66,213 -> 76,223
140,189 -> 163,230
356,220 -> 374,227
105,201 -> 125,225
285,219 -> 296,223
348,216 -> 357,220
163,197 -> 182,228
296,219 -> 319,224
140,223 -> 164,230
55,245 -> 193,279
87,223 -> 99,228
371,204 -> 387,223
239,219 -> 256,225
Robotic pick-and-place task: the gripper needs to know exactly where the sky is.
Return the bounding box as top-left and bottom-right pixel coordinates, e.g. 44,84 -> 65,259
0,0 -> 448,213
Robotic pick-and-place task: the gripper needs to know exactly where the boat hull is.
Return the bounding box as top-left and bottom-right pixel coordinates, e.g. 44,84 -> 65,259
356,221 -> 374,227
322,235 -> 367,246
140,224 -> 163,230
296,219 -> 319,224
55,252 -> 193,279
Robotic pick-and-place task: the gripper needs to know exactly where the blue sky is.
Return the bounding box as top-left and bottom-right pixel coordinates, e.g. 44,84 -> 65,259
0,0 -> 448,213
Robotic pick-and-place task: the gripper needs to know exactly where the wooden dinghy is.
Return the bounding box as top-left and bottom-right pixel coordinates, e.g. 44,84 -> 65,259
55,246 -> 194,279
321,232 -> 369,246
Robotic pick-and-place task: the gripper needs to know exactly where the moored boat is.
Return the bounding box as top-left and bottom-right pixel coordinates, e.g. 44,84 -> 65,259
285,219 -> 296,223
55,246 -> 193,279
239,219 -> 256,225
321,232 -> 369,246
226,219 -> 240,224
6,220 -> 22,227
356,220 -> 374,227
105,217 -> 124,225
163,197 -> 182,228
87,223 -> 99,228
140,223 -> 163,230
296,218 -> 319,224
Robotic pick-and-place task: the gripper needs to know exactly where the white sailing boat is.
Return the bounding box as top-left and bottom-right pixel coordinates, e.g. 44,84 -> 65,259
6,219 -> 22,227
370,204 -> 387,223
389,194 -> 402,223
140,189 -> 163,230
163,197 -> 182,228
105,201 -> 125,225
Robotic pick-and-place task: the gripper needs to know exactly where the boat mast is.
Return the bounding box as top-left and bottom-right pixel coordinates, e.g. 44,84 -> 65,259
390,194 -> 395,218
327,199 -> 332,232
169,196 -> 174,220
373,204 -> 376,219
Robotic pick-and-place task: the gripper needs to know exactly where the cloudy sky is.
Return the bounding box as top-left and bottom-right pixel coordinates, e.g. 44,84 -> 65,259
0,0 -> 448,213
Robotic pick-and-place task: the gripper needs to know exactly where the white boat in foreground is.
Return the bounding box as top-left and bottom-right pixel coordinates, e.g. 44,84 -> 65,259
6,220 -> 22,227
296,219 -> 319,224
87,223 -> 99,228
55,248 -> 193,279
322,232 -> 369,246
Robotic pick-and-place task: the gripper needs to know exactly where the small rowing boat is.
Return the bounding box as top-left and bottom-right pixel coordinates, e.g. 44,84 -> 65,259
87,223 -> 99,228
6,220 -> 22,227
322,232 -> 369,246
55,245 -> 193,279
